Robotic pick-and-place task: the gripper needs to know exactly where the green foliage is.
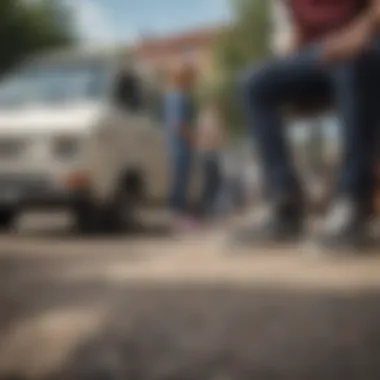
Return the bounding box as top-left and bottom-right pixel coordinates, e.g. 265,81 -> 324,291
216,0 -> 270,71
0,0 -> 74,77
213,0 -> 271,134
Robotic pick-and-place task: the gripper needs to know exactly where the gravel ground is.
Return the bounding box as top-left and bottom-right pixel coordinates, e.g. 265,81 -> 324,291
1,212 -> 380,380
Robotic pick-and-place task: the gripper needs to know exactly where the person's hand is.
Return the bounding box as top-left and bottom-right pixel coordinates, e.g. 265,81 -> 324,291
274,28 -> 301,57
320,22 -> 372,63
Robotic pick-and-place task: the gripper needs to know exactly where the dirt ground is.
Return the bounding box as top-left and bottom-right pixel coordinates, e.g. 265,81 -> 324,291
1,212 -> 380,380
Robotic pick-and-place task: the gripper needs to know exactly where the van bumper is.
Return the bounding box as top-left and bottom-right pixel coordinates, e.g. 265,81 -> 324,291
0,174 -> 91,210
20,190 -> 90,209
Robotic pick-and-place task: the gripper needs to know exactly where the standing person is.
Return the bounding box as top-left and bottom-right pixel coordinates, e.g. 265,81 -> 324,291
233,0 -> 380,251
197,98 -> 226,221
163,64 -> 198,231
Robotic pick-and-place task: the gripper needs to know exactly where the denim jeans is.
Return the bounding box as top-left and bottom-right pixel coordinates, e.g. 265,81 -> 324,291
169,140 -> 192,213
240,40 -> 380,202
200,152 -> 222,216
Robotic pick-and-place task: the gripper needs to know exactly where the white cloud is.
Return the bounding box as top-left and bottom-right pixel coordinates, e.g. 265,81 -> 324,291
63,0 -> 116,45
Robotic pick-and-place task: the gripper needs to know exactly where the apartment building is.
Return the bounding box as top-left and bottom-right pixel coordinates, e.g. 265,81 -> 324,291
132,25 -> 223,84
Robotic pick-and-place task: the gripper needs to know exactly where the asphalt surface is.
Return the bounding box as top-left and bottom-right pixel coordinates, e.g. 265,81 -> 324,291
1,212 -> 380,380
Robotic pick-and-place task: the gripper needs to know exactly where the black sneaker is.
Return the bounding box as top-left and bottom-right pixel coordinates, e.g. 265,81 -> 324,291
227,196 -> 304,248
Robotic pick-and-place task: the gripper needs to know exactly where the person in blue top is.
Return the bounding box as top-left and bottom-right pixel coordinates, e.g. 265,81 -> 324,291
163,64 -> 198,231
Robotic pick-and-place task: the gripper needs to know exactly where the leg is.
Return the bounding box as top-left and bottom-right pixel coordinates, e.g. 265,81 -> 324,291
200,155 -> 222,217
318,47 -> 380,250
240,47 -> 330,199
232,47 -> 330,245
208,158 -> 223,213
333,52 -> 380,202
169,142 -> 192,214
200,157 -> 211,216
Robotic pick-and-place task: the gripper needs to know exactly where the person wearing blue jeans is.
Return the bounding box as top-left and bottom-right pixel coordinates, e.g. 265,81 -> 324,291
164,65 -> 197,226
197,100 -> 226,219
169,140 -> 192,213
234,0 -> 380,250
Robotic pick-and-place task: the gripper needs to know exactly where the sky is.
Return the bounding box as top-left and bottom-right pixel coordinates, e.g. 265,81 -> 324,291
63,0 -> 231,45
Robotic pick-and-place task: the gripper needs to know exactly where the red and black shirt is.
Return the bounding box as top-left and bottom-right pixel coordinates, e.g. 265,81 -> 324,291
287,0 -> 370,43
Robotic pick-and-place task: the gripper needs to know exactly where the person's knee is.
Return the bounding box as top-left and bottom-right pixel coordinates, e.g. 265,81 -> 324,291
237,64 -> 271,106
236,70 -> 251,99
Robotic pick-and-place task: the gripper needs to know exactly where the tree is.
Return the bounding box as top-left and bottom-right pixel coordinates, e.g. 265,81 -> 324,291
0,0 -> 74,77
213,0 -> 271,134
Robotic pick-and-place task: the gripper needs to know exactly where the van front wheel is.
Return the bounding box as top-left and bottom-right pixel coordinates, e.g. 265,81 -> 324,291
102,172 -> 144,232
0,208 -> 16,231
102,188 -> 136,232
74,194 -> 136,234
74,202 -> 101,234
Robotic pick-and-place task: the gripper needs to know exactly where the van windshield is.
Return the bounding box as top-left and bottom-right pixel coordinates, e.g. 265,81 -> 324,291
0,59 -> 110,109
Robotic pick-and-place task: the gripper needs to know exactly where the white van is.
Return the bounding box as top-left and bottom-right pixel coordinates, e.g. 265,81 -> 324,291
0,48 -> 172,232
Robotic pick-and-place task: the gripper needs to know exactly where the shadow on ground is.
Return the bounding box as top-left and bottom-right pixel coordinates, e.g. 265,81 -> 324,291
1,248 -> 380,380
13,218 -> 172,242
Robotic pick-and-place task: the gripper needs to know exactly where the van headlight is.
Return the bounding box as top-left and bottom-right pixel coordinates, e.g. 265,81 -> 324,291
52,136 -> 82,160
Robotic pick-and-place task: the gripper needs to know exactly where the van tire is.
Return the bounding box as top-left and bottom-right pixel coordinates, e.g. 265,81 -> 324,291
74,172 -> 143,234
74,202 -> 102,234
74,194 -> 136,234
102,187 -> 136,232
102,172 -> 144,232
0,208 -> 16,231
